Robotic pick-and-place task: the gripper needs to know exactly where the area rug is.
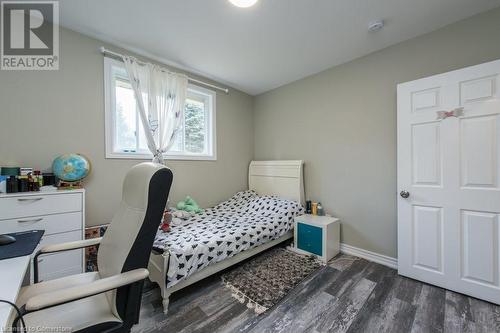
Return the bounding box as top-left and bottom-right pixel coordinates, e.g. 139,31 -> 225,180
221,247 -> 322,314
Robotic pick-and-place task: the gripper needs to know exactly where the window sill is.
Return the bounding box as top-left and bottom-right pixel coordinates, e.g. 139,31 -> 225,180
105,152 -> 217,161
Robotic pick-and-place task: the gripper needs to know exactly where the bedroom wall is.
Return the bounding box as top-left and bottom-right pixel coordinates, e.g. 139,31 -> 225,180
0,27 -> 254,227
253,7 -> 500,258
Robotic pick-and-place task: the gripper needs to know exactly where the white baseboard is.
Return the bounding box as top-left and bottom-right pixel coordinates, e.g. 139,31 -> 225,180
340,243 -> 398,269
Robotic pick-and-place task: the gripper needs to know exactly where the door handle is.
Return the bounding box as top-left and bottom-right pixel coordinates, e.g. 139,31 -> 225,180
400,190 -> 410,199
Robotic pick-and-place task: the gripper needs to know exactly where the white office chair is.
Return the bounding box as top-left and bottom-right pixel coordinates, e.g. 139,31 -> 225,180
12,162 -> 173,332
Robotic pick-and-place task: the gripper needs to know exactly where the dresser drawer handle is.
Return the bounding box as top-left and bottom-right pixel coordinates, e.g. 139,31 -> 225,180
17,198 -> 43,202
18,218 -> 43,223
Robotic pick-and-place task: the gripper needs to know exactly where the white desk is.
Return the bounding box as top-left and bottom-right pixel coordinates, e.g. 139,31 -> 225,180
0,256 -> 30,331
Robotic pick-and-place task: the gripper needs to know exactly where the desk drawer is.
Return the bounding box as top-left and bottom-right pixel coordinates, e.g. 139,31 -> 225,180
0,212 -> 82,236
38,251 -> 83,282
297,223 -> 323,256
37,230 -> 83,282
0,193 -> 82,220
38,229 -> 82,250
38,250 -> 83,282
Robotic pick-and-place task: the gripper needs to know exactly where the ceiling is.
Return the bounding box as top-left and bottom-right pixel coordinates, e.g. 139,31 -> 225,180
60,0 -> 500,95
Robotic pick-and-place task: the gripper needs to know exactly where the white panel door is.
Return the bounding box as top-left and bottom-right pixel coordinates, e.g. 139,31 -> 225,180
398,59 -> 500,304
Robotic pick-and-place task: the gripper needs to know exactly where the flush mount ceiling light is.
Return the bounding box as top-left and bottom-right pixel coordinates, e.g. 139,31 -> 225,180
228,0 -> 259,8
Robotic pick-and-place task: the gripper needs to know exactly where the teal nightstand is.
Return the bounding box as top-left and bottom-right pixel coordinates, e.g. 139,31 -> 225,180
293,215 -> 340,263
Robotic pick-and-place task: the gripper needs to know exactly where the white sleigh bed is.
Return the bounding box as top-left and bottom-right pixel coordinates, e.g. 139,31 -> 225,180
148,160 -> 305,314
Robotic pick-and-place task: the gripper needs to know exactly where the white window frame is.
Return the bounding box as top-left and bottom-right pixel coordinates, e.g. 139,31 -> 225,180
104,57 -> 217,161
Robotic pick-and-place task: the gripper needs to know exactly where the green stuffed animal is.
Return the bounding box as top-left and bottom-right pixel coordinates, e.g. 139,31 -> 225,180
176,196 -> 203,214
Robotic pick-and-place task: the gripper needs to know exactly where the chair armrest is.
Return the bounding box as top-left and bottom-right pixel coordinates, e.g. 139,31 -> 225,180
33,238 -> 104,283
38,237 -> 103,254
25,268 -> 149,311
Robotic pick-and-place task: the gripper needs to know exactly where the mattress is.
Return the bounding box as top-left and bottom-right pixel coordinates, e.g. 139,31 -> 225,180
153,190 -> 304,288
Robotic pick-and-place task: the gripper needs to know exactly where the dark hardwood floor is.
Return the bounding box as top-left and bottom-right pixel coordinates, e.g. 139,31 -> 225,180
133,254 -> 500,333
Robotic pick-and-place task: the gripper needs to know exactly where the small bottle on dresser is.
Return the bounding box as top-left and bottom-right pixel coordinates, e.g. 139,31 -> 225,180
311,202 -> 318,215
317,202 -> 325,216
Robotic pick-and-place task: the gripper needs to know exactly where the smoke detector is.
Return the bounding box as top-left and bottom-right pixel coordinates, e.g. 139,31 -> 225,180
368,20 -> 384,32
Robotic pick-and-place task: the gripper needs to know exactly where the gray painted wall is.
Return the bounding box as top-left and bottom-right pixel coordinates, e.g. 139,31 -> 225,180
253,8 -> 500,258
2,8 -> 500,257
0,27 -> 254,227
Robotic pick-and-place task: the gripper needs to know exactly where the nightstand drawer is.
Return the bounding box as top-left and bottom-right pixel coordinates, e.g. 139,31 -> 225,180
297,223 -> 322,256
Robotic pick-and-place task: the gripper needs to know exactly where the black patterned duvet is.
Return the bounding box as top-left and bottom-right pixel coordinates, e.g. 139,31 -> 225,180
153,190 -> 304,288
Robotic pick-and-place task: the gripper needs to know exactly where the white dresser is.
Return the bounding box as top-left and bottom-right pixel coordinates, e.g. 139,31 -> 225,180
0,189 -> 85,282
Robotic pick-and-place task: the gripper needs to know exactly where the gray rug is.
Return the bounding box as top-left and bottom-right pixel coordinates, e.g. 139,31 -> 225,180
221,247 -> 322,314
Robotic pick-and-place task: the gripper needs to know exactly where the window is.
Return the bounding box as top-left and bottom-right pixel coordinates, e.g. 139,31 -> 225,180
104,58 -> 216,160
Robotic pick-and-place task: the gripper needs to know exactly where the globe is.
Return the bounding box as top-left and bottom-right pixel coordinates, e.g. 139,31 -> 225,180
52,153 -> 91,182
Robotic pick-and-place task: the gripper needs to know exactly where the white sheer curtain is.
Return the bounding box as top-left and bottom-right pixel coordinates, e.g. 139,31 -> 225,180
123,56 -> 188,164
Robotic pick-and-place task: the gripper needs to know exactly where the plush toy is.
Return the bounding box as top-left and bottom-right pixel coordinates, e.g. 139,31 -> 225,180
172,210 -> 194,219
160,210 -> 172,232
176,196 -> 203,214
